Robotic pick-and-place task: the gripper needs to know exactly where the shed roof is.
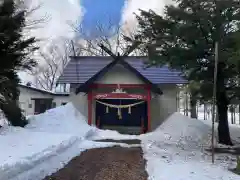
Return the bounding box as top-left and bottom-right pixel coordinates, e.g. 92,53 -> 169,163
18,84 -> 69,96
57,56 -> 187,85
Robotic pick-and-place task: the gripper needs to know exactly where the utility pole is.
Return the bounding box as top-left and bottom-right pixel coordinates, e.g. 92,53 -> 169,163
212,41 -> 218,164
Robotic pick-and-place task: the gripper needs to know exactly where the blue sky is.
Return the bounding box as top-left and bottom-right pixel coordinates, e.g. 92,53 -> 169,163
80,0 -> 126,38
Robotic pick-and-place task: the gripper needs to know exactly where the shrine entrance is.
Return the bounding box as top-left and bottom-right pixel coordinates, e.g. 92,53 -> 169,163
95,99 -> 147,134
87,83 -> 152,134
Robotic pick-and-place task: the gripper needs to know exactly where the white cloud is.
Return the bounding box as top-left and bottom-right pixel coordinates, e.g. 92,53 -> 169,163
121,0 -> 172,32
19,0 -> 82,83
27,0 -> 82,44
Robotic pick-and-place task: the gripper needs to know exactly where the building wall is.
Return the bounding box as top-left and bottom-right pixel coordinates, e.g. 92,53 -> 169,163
53,96 -> 70,107
70,92 -> 88,119
18,87 -> 70,116
18,87 -> 52,116
150,84 -> 178,131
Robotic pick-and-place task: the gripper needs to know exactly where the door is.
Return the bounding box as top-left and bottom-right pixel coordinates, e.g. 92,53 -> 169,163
96,99 -> 147,128
34,99 -> 53,114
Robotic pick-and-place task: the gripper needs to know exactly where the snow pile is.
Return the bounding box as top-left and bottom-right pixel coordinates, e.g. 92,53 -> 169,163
26,103 -> 93,137
143,144 -> 240,180
144,112 -> 215,150
7,140 -> 122,180
0,103 -> 107,180
141,113 -> 239,180
0,126 -> 78,180
0,103 -> 100,180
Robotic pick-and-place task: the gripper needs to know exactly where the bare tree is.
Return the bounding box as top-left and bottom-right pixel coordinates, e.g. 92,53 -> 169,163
30,38 -> 72,91
17,0 -> 49,30
70,18 -> 143,56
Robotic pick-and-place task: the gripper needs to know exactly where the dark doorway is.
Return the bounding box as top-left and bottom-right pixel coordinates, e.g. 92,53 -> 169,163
33,98 -> 53,114
95,99 -> 147,134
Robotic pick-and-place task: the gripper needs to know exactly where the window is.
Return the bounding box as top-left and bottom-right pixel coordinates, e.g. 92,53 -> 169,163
61,102 -> 67,106
28,103 -> 32,108
52,102 -> 56,108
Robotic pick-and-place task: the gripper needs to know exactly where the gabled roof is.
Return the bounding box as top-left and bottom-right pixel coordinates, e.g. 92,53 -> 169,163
58,56 -> 186,84
57,56 -> 187,94
75,57 -> 162,94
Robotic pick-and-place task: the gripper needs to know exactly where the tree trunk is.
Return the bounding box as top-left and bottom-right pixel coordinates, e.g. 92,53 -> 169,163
185,91 -> 189,116
216,107 -> 219,122
190,95 -> 197,118
196,103 -> 198,118
216,91 -> 233,145
204,104 -> 206,120
230,106 -> 234,124
233,106 -> 236,124
239,105 -> 240,125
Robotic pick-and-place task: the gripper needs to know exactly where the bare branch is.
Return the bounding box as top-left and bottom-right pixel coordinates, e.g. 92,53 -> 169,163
30,38 -> 71,91
71,17 -> 140,56
16,0 -> 50,30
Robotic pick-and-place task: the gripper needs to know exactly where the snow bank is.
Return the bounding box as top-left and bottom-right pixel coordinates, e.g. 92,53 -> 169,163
143,112 -> 215,150
141,113 -> 239,180
143,144 -> 239,180
10,140 -> 122,180
26,103 -> 93,137
0,126 -> 78,180
0,103 -> 98,180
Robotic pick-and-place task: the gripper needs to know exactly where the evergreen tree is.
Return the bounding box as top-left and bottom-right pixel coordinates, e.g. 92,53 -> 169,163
0,0 -> 38,126
136,0 -> 240,145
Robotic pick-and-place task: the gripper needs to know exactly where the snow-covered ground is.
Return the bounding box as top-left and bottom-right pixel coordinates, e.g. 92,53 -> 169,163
0,128 -> 79,180
0,103 -> 240,180
0,103 -> 142,180
141,113 -> 240,180
0,103 -> 117,180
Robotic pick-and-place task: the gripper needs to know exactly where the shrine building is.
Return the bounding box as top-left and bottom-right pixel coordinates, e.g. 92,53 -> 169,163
57,56 -> 186,134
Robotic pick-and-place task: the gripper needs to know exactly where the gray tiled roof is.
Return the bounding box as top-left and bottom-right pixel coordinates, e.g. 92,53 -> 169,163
57,56 -> 187,84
